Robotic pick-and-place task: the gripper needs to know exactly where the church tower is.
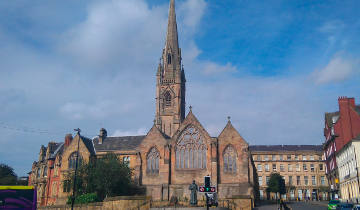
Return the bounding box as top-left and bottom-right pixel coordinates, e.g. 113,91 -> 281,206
155,0 -> 186,137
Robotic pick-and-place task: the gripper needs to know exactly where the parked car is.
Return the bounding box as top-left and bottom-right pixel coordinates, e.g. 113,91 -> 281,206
328,200 -> 340,210
336,203 -> 353,210
353,204 -> 360,210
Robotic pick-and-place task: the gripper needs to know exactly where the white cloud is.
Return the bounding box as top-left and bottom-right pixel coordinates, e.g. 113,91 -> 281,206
313,54 -> 358,84
202,62 -> 237,75
112,127 -> 147,136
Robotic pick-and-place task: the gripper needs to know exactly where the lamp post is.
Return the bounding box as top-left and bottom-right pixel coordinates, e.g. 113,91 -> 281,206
71,128 -> 81,210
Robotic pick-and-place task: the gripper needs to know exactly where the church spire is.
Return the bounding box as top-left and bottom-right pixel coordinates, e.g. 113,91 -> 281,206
162,0 -> 181,79
155,0 -> 185,137
165,0 -> 179,55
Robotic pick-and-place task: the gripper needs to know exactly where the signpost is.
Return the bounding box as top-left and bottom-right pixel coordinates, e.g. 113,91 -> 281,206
199,176 -> 218,210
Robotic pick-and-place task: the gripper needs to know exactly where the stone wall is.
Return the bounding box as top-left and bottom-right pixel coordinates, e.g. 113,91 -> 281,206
38,196 -> 151,210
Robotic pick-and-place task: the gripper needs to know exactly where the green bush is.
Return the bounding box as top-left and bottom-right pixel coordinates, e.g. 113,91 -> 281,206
67,193 -> 100,204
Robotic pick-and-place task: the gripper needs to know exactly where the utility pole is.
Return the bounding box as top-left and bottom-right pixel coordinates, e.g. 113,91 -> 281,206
71,128 -> 81,210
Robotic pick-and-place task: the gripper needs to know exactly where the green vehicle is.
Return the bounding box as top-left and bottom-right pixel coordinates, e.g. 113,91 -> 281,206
328,200 -> 340,210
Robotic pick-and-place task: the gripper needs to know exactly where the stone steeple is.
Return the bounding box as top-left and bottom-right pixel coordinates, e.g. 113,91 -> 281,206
155,0 -> 186,137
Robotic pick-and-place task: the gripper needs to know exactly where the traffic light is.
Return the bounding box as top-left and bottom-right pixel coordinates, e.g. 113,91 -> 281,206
204,176 -> 211,188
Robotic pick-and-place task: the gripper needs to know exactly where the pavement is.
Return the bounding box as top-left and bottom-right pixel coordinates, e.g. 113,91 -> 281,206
254,201 -> 328,210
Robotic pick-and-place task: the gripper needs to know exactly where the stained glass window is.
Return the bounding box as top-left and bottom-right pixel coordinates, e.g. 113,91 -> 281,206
223,145 -> 237,174
147,147 -> 159,174
175,126 -> 207,169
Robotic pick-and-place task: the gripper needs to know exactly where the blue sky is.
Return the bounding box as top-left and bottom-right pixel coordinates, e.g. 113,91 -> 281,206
0,0 -> 359,176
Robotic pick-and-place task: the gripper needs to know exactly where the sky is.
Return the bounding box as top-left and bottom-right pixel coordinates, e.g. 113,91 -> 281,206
0,0 -> 359,176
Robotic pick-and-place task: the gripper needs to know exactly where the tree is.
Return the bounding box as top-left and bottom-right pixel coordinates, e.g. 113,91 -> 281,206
66,153 -> 144,202
267,173 -> 286,199
0,163 -> 18,185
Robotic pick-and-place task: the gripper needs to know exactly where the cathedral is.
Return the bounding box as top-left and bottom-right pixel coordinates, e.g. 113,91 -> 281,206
28,0 -> 256,206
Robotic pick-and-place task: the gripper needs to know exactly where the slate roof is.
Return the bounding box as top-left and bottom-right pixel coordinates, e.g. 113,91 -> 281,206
325,111 -> 339,127
92,135 -> 146,152
49,143 -> 64,159
81,136 -> 96,155
249,145 -> 323,152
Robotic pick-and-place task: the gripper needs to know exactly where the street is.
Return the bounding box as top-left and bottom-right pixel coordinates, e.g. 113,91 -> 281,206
254,201 -> 327,210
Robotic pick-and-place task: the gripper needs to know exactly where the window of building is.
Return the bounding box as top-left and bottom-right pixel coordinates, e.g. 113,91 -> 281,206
289,176 -> 293,185
319,164 -> 323,171
164,91 -> 172,107
288,164 -> 293,172
147,147 -> 159,174
264,155 -> 269,161
302,155 -> 307,160
303,164 -> 307,171
312,176 -> 316,185
272,155 -> 276,161
280,164 -> 284,172
68,152 -> 83,170
310,164 -> 314,172
43,166 -> 48,177
223,145 -> 237,174
304,176 -> 308,186
63,180 -> 71,192
296,164 -> 300,172
272,164 -> 277,172
176,126 -> 207,170
310,155 -> 314,160
257,155 -> 261,161
266,176 -> 270,185
287,155 -> 291,160
258,176 -> 263,186
279,155 -> 283,161
123,156 -> 130,167
295,155 -> 299,160
265,164 -> 269,172
167,53 -> 171,64
257,164 -> 262,172
296,176 -> 300,185
321,176 -> 325,185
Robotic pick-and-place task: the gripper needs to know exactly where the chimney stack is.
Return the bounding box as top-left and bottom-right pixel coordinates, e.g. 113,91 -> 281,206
64,134 -> 73,147
99,128 -> 107,144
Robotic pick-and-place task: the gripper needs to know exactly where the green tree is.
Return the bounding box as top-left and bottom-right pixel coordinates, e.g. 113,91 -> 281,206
267,173 -> 286,199
0,163 -> 18,185
66,153 -> 143,202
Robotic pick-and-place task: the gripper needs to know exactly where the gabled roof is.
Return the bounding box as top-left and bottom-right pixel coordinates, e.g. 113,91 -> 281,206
92,135 -> 146,152
249,145 -> 323,152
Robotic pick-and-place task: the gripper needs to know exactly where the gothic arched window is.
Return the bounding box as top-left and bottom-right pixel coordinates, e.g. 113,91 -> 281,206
176,126 -> 207,169
68,152 -> 83,169
147,147 -> 160,174
164,91 -> 172,107
223,145 -> 237,174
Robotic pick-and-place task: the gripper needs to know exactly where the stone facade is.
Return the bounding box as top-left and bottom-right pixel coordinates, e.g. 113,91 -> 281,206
250,145 -> 328,201
28,0 -> 256,206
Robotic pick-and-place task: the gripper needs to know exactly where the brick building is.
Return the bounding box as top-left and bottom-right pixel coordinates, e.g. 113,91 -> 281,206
28,0 -> 257,206
250,145 -> 328,201
323,97 -> 360,199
